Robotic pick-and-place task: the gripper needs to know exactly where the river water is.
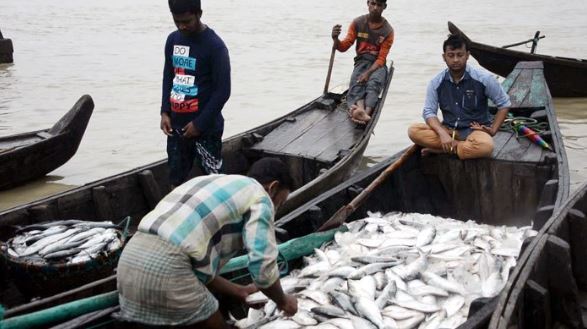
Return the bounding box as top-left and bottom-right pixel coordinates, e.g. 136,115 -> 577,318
0,0 -> 586,210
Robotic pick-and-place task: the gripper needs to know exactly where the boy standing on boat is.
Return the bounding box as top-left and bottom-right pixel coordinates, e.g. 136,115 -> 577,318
408,34 -> 511,159
331,0 -> 394,124
160,0 -> 231,188
116,158 -> 298,328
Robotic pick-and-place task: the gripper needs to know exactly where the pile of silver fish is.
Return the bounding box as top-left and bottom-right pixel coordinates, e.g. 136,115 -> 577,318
237,212 -> 537,329
2,219 -> 123,265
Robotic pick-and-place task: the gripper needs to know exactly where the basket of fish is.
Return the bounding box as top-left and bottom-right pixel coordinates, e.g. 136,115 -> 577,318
0,217 -> 131,298
232,212 -> 537,329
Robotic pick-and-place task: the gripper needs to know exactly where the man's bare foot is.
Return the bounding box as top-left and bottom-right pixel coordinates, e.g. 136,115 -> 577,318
351,108 -> 371,124
348,104 -> 357,118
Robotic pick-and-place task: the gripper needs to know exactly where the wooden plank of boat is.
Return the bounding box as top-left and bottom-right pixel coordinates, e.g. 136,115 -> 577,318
0,95 -> 94,190
448,21 -> 587,97
0,63 -> 395,310
487,188 -> 587,329
274,61 -> 569,329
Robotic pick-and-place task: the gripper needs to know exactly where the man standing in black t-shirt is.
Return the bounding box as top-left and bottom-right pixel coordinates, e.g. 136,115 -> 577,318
160,0 -> 231,188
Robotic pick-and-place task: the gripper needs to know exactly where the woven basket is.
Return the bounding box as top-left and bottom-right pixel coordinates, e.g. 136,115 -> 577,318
0,217 -> 131,298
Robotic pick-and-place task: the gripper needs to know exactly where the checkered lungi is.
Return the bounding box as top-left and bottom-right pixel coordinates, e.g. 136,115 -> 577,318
116,232 -> 218,326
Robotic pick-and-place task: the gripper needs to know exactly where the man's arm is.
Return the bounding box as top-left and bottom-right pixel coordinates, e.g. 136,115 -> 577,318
426,116 -> 455,153
422,78 -> 454,152
489,108 -> 509,135
258,279 -> 297,316
242,197 -> 297,315
161,37 -> 174,135
161,36 -> 174,116
188,45 -> 231,136
206,276 -> 257,303
474,74 -> 511,136
333,21 -> 357,52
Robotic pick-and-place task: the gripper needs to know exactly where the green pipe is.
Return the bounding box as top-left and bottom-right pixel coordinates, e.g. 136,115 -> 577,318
220,226 -> 346,274
0,291 -> 118,329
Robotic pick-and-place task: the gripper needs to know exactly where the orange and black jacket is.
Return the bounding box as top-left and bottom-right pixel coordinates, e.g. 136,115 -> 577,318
337,14 -> 394,66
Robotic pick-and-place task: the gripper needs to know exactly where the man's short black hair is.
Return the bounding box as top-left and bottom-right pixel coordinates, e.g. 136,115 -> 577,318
248,158 -> 294,191
443,34 -> 469,52
168,0 -> 201,15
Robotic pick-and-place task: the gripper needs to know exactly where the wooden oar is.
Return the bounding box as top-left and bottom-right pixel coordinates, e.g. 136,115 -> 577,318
323,44 -> 336,94
317,144 -> 419,232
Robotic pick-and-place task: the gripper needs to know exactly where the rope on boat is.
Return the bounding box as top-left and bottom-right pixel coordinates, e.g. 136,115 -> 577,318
501,116 -> 549,139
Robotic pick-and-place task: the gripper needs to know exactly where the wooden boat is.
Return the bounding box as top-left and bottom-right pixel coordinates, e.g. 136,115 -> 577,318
486,184 -> 587,329
0,28 -> 13,64
448,21 -> 587,97
0,64 -> 394,311
0,95 -> 94,190
275,61 -> 570,329
0,62 -> 566,329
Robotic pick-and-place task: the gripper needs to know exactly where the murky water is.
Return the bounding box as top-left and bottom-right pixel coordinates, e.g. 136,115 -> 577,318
1,0 -> 586,210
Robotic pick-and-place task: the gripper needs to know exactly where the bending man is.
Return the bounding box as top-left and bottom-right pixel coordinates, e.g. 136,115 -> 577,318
117,158 -> 297,328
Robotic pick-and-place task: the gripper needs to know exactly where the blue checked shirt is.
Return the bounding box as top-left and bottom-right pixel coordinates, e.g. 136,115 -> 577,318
138,174 -> 279,288
423,64 -> 511,137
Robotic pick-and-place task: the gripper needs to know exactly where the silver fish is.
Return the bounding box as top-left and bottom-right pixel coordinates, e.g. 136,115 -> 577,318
22,228 -> 81,257
348,262 -> 397,280
311,305 -> 346,318
353,296 -> 384,329
416,226 -> 436,247
382,305 -> 424,320
329,290 -> 357,315
375,280 -> 397,309
421,271 -> 466,296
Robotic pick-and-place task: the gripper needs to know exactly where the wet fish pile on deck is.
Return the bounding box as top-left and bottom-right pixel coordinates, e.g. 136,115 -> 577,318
2,220 -> 122,265
237,212 -> 537,329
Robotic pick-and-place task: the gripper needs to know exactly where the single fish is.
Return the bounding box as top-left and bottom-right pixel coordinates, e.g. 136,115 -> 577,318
421,271 -> 466,295
66,227 -> 106,243
353,296 -> 384,329
21,228 -> 81,257
348,262 -> 397,280
311,305 -> 346,318
416,226 -> 436,247
329,290 -> 357,315
381,305 -> 424,320
375,280 -> 397,309
43,247 -> 84,260
351,255 -> 401,265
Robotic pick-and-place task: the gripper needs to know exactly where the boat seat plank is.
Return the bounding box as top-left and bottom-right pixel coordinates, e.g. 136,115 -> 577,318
250,108 -> 331,153
253,108 -> 360,163
280,109 -> 357,162
315,125 -> 364,162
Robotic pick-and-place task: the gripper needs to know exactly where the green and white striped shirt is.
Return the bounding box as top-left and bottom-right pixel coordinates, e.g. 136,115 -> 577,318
138,174 -> 279,288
